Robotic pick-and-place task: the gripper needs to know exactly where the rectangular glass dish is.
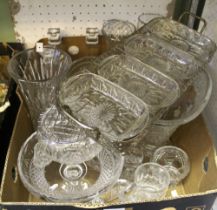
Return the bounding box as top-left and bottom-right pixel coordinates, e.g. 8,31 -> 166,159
98,55 -> 180,117
142,17 -> 216,63
57,73 -> 149,141
124,33 -> 203,83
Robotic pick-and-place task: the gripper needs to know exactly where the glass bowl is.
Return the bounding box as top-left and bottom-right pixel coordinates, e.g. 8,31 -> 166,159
152,146 -> 190,185
17,132 -> 124,202
143,69 -> 212,157
102,19 -> 136,48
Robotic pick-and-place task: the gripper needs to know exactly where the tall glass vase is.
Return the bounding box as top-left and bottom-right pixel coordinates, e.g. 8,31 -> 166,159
8,46 -> 72,128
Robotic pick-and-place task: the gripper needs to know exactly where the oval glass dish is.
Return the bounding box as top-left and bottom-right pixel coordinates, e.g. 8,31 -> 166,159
57,73 -> 149,142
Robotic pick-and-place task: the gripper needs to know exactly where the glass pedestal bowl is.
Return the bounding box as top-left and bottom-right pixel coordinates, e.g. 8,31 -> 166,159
17,132 -> 124,202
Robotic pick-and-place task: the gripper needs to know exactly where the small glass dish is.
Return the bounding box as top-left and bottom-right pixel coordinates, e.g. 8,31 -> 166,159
152,146 -> 190,185
124,33 -> 203,80
98,54 -> 180,117
57,73 -> 149,142
17,132 -> 124,202
143,17 -> 216,63
37,105 -> 102,165
102,19 -> 136,48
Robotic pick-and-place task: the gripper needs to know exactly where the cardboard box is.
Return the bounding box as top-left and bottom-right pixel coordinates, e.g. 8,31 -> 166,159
1,37 -> 217,209
0,90 -> 217,210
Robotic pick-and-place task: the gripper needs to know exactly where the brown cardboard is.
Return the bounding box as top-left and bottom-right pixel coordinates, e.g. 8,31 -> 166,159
0,90 -> 217,210
1,37 -> 217,209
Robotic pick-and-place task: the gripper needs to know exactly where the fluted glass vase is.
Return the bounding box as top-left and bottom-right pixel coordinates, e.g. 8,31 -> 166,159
8,46 -> 72,128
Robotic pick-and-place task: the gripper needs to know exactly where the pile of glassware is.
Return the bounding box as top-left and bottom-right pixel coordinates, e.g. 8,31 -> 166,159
8,13 -> 215,204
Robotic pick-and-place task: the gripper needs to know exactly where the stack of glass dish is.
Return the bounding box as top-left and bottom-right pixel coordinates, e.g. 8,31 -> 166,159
8,13 -> 216,205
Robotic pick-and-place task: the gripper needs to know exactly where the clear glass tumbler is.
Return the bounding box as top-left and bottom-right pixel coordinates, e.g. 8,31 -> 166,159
8,46 -> 72,128
126,163 -> 170,202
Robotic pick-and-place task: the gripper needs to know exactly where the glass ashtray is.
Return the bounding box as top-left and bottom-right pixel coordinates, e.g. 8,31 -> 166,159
57,73 -> 149,142
37,105 -> 102,165
18,132 -> 124,202
98,55 -> 180,116
143,17 -> 216,63
124,33 -> 203,80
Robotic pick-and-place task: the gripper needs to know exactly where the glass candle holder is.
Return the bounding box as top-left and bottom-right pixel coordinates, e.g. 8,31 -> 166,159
8,46 -> 72,128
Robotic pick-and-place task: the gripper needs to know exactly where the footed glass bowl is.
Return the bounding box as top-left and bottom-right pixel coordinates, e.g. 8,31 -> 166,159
18,132 -> 124,202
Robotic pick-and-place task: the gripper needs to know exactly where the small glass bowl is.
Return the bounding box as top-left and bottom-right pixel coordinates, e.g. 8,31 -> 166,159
102,19 -> 136,48
152,146 -> 190,185
142,67 -> 212,157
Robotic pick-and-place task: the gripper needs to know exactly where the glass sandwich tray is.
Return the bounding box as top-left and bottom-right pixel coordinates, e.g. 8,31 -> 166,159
97,54 -> 180,117
57,73 -> 149,142
124,33 -> 204,81
143,16 -> 216,63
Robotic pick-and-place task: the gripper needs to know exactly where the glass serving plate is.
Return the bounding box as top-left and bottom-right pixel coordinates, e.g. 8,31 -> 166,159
98,55 -> 180,117
57,73 -> 149,142
18,132 -> 124,202
143,17 -> 216,63
124,33 -> 203,82
37,105 -> 103,165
